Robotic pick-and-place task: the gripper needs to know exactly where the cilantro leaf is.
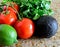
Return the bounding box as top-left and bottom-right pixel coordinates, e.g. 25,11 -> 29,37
2,0 -> 54,20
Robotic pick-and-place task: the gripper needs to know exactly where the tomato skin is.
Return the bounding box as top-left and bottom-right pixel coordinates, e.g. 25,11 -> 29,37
3,2 -> 19,15
14,18 -> 34,39
0,2 -> 18,25
12,2 -> 19,11
0,14 -> 5,24
7,7 -> 17,15
5,11 -> 17,25
0,11 -> 17,25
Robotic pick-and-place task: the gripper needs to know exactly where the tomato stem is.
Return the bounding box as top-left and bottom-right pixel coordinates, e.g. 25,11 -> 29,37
10,2 -> 22,20
2,2 -> 22,20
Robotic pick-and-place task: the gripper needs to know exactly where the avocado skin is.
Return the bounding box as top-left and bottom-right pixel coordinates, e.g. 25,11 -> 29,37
34,16 -> 58,38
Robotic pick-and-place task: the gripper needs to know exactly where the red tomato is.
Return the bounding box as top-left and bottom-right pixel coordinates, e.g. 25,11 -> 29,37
7,7 -> 17,15
12,2 -> 19,11
14,18 -> 35,39
0,11 -> 17,25
0,14 -> 5,24
4,2 -> 19,15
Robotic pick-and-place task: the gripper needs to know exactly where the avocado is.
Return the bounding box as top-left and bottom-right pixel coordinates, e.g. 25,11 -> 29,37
34,16 -> 58,38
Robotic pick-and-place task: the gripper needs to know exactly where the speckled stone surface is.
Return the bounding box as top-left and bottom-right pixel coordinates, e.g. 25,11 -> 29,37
0,0 -> 60,47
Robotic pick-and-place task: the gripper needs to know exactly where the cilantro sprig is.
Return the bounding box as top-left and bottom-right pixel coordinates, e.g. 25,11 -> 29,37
2,0 -> 54,20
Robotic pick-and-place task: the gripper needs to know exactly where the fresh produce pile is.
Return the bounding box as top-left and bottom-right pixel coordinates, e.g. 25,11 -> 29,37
0,0 -> 58,46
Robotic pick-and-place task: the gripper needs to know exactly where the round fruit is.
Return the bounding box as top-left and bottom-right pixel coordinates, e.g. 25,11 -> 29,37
0,11 -> 17,25
0,24 -> 17,46
14,18 -> 34,39
35,16 -> 58,38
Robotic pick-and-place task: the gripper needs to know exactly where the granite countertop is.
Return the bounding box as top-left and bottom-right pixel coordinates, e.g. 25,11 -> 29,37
0,0 -> 60,47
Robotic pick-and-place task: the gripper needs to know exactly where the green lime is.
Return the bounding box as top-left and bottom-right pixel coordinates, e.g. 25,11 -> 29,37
0,24 -> 17,46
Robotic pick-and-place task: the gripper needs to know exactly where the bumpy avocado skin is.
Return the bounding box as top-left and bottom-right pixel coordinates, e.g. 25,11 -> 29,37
35,16 -> 58,38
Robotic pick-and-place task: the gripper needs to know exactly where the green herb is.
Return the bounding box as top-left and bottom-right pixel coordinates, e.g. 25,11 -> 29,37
2,0 -> 54,20
0,8 -> 3,12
